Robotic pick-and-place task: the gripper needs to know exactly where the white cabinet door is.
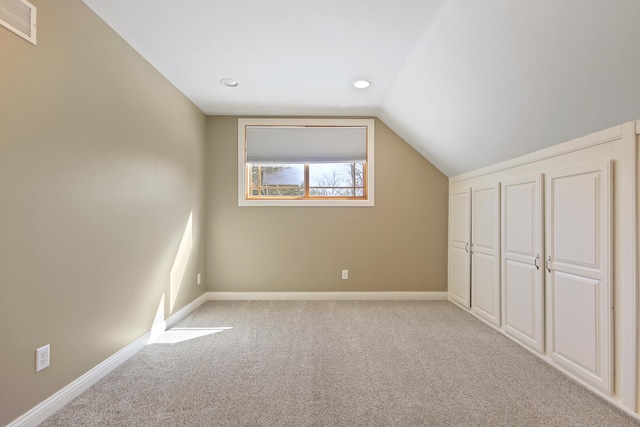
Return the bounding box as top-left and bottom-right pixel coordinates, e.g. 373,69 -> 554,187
545,161 -> 612,393
501,175 -> 544,353
450,189 -> 471,308
471,184 -> 501,326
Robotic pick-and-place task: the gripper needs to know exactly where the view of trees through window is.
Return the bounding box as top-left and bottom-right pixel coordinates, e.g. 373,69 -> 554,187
249,162 -> 365,198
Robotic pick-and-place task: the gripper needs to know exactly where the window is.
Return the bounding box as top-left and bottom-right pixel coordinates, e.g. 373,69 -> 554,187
238,118 -> 375,206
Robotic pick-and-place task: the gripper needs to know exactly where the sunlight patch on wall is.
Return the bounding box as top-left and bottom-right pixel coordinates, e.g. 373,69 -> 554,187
170,212 -> 193,313
148,294 -> 167,343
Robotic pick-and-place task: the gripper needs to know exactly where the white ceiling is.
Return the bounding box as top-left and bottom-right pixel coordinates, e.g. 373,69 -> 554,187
82,0 -> 640,176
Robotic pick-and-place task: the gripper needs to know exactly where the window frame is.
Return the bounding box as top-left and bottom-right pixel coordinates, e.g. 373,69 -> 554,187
238,118 -> 375,207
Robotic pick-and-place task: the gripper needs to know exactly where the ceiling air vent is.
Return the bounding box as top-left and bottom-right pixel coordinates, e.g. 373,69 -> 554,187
0,0 -> 36,45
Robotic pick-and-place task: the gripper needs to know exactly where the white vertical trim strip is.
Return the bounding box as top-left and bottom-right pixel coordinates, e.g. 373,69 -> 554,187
618,121 -> 638,409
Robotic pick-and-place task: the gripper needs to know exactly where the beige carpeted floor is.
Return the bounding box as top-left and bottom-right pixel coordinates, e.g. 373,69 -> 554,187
41,301 -> 639,426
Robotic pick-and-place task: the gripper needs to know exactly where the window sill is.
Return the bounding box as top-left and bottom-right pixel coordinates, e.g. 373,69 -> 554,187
238,198 -> 374,207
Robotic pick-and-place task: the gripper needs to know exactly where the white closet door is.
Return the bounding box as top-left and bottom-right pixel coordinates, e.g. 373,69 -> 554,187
450,189 -> 471,308
545,161 -> 613,393
471,183 -> 500,326
501,175 -> 544,353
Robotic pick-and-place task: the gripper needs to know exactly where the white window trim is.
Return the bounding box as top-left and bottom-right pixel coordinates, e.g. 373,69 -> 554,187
238,118 -> 375,207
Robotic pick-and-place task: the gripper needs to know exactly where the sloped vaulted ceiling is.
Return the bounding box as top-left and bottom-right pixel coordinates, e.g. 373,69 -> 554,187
82,0 -> 640,176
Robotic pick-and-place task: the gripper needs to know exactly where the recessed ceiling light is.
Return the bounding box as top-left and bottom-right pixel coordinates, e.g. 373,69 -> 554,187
353,80 -> 371,89
220,78 -> 239,87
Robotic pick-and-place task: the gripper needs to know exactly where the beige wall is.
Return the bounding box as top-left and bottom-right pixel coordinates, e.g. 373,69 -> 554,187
0,1 -> 207,424
206,116 -> 448,292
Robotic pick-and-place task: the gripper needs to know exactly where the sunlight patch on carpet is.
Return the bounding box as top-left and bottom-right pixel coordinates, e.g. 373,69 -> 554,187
150,327 -> 232,344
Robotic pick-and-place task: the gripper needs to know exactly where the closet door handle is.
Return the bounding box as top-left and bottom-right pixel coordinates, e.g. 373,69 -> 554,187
546,256 -> 552,273
465,242 -> 469,253
534,254 -> 540,270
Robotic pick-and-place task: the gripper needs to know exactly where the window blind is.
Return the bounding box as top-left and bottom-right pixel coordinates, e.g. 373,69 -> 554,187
245,126 -> 367,164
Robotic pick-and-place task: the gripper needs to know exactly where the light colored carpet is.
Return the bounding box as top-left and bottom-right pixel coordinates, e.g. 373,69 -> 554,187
41,301 -> 639,426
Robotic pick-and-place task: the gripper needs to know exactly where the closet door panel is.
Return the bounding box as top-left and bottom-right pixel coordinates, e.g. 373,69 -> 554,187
553,273 -> 600,373
502,175 -> 544,353
545,161 -> 612,393
450,246 -> 469,305
504,184 -> 535,255
451,191 -> 470,245
471,184 -> 500,326
473,190 -> 494,249
472,252 -> 497,318
552,174 -> 599,266
450,189 -> 471,308
504,259 -> 537,339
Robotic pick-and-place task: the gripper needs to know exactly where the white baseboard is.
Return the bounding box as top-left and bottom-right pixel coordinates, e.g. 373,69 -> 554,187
7,333 -> 149,427
8,292 -> 211,427
205,291 -> 448,301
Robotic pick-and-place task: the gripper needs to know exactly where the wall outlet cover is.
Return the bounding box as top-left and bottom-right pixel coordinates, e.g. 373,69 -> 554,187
36,344 -> 50,372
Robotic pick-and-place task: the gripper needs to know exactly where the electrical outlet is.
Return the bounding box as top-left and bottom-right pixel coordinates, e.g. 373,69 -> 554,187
197,273 -> 202,285
342,270 -> 349,280
36,344 -> 50,372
